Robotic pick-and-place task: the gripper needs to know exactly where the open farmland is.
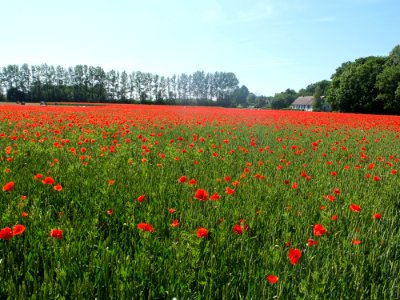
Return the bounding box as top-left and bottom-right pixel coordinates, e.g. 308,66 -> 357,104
1,105 -> 400,299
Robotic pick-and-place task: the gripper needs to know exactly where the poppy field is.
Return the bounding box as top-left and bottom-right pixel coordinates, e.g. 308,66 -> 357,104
1,104 -> 400,299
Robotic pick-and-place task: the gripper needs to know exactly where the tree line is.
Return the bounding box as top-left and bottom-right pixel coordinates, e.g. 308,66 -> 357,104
1,44 -> 398,113
326,45 -> 400,114
264,45 -> 400,114
0,64 -> 252,107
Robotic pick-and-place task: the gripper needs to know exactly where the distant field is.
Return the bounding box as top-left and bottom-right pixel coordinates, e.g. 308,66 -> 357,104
1,105 -> 399,299
0,101 -> 108,106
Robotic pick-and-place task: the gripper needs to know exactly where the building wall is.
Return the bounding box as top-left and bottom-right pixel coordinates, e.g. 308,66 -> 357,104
291,104 -> 313,111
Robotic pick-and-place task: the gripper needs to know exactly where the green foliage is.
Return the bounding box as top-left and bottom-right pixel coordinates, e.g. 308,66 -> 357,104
246,92 -> 257,106
327,45 -> 400,114
327,56 -> 386,113
271,88 -> 298,109
375,46 -> 400,114
0,65 -> 244,106
232,85 -> 250,107
298,80 -> 330,97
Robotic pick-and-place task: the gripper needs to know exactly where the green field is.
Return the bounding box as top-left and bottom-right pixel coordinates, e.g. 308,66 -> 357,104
1,105 -> 400,299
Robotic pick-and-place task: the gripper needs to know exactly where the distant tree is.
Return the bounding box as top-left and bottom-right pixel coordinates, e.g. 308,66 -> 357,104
0,88 -> 5,101
327,56 -> 386,113
19,64 -> 31,100
119,71 -> 129,101
247,93 -> 256,106
376,45 -> 400,114
312,86 -> 323,111
142,73 -> 152,101
232,85 -> 249,107
169,74 -> 177,101
177,73 -> 189,102
158,76 -> 167,102
106,70 -> 119,101
298,80 -> 330,97
0,63 -> 248,106
271,88 -> 298,109
254,95 -> 269,108
2,65 -> 20,91
91,66 -> 107,102
134,71 -> 143,101
215,72 -> 239,107
7,87 -> 27,102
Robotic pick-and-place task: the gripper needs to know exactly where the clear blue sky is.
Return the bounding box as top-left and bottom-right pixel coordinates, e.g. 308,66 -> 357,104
0,0 -> 399,96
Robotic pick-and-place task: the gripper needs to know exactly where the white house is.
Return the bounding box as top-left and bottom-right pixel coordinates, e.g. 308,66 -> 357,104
291,96 -> 331,112
291,96 -> 315,111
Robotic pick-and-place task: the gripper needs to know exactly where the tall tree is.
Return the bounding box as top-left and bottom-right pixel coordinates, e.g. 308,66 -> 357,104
215,72 -> 239,107
271,88 -> 298,109
119,71 -> 129,101
376,45 -> 400,114
327,57 -> 386,113
232,85 -> 250,107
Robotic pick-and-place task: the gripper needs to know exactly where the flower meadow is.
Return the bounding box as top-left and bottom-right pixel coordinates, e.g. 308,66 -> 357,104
1,104 -> 400,299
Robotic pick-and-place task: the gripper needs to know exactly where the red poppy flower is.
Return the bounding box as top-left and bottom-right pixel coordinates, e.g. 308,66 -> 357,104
194,189 -> 208,201
33,173 -> 43,179
326,195 -> 336,202
106,209 -> 113,215
137,222 -> 155,232
12,224 -> 25,236
352,239 -> 362,245
53,184 -> 63,192
391,169 -> 397,175
178,176 -> 187,183
0,227 -> 13,240
232,180 -> 240,186
373,213 -> 381,220
331,215 -> 338,221
308,239 -> 318,246
210,192 -> 220,201
50,229 -> 63,239
42,177 -> 55,185
196,227 -> 208,238
333,188 -> 341,195
188,178 -> 197,185
169,208 -> 176,214
21,212 -> 29,218
224,176 -> 231,182
291,183 -> 298,189
225,187 -> 235,195
313,224 -> 327,236
288,248 -> 302,265
330,171 -> 337,177
373,176 -> 380,182
2,181 -> 14,192
232,224 -> 243,235
266,274 -> 279,284
171,219 -> 180,227
350,204 -> 361,212
137,195 -> 145,203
